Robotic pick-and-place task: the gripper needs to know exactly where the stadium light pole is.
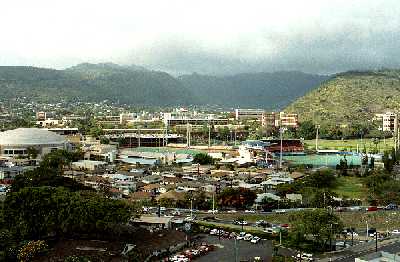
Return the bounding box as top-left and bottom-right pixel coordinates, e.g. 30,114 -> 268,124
315,124 -> 320,152
279,127 -> 286,169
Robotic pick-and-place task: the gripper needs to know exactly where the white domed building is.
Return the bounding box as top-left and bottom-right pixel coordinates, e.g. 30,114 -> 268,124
0,128 -> 67,158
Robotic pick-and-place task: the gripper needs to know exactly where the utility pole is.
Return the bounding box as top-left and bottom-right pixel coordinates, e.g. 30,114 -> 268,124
234,128 -> 237,146
138,128 -> 141,147
315,124 -> 320,152
212,193 -> 215,214
186,123 -> 191,148
234,238 -> 238,262
397,113 -> 400,153
164,124 -> 168,147
190,198 -> 193,220
208,122 -> 211,149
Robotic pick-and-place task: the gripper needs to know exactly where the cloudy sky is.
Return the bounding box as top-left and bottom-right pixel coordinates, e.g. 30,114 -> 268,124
1,0 -> 399,75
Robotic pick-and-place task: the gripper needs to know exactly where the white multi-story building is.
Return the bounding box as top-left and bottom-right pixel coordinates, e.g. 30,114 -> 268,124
278,112 -> 299,128
375,112 -> 397,132
235,109 -> 265,121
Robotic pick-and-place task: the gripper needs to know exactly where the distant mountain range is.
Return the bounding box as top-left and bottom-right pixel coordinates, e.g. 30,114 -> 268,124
285,69 -> 400,125
0,63 -> 328,108
179,71 -> 329,108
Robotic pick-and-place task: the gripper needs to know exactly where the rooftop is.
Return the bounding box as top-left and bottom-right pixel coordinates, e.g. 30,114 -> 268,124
0,128 -> 66,145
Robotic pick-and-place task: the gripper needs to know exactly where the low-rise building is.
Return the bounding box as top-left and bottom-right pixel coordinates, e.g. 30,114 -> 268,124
71,160 -> 107,171
141,174 -> 162,184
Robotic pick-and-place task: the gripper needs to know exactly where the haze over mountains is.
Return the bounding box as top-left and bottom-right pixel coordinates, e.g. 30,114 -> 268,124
0,63 -> 329,109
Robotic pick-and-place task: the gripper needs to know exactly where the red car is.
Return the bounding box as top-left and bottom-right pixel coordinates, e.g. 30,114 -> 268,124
367,206 -> 378,212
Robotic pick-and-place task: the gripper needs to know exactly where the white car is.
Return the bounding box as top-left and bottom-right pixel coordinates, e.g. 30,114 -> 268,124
244,233 -> 253,241
237,220 -> 248,225
392,229 -> 400,235
236,232 -> 246,240
296,253 -> 313,261
210,229 -> 221,235
245,209 -> 256,213
347,232 -> 358,237
170,255 -> 189,262
227,210 -> 237,213
191,249 -> 200,256
185,216 -> 195,221
250,236 -> 261,243
207,209 -> 218,213
274,209 -> 287,214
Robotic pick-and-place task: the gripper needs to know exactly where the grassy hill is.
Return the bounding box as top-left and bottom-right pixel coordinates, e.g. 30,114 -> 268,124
285,70 -> 400,125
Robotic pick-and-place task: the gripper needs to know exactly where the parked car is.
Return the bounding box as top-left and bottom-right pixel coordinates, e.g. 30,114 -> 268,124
274,209 -> 287,214
392,229 -> 400,235
237,220 -> 248,225
256,220 -> 267,227
386,203 -> 398,210
369,232 -> 382,238
347,232 -> 359,237
348,206 -> 362,211
210,229 -> 223,235
170,254 -> 189,262
236,232 -> 246,240
250,236 -> 261,243
244,233 -> 253,241
296,253 -> 313,261
368,228 -> 377,235
227,209 -> 237,213
223,232 -> 230,238
229,232 -> 238,238
245,209 -> 256,213
191,249 -> 200,256
263,228 -> 274,234
183,250 -> 194,259
171,209 -> 181,216
185,216 -> 195,221
367,206 -> 378,212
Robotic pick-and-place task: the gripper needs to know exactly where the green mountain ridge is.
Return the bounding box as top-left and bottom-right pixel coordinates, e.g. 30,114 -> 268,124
285,69 -> 400,126
0,63 -> 328,108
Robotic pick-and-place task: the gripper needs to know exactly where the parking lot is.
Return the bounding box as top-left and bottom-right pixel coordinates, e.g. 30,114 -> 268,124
194,234 -> 272,262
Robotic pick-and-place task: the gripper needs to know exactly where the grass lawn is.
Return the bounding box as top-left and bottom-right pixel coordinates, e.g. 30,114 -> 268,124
204,211 -> 400,232
333,176 -> 368,200
304,138 -> 394,153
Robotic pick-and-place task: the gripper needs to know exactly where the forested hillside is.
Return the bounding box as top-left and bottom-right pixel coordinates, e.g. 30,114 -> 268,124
0,64 -> 191,106
0,64 -> 328,108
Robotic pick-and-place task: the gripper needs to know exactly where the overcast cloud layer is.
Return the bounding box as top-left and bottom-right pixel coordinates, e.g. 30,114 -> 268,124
1,0 -> 400,75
